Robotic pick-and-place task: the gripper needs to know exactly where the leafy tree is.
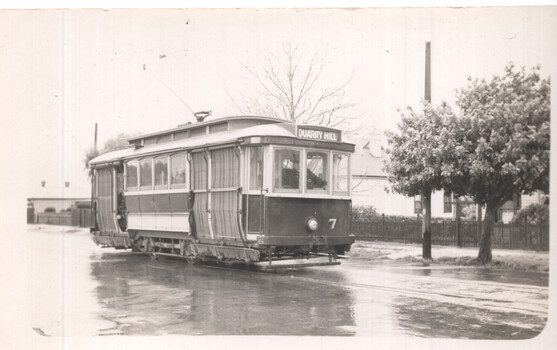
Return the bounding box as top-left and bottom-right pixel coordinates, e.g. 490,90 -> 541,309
228,44 -> 356,128
511,202 -> 549,226
384,102 -> 457,259
448,64 -> 550,263
83,132 -> 137,177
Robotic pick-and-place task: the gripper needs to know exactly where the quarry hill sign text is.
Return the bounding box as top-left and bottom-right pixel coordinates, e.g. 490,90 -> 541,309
297,127 -> 341,142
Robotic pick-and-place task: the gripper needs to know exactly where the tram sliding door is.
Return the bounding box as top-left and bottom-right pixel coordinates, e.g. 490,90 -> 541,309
94,166 -> 121,235
191,148 -> 243,243
191,152 -> 211,239
245,146 -> 265,236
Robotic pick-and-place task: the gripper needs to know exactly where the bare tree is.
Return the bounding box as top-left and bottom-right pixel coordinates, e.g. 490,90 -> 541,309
83,132 -> 139,177
228,44 -> 357,129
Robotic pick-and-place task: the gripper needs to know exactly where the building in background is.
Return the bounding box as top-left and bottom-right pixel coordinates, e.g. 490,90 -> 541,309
27,183 -> 90,214
350,130 -> 461,219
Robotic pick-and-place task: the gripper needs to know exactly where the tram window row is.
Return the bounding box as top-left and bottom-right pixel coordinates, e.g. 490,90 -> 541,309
123,147 -> 350,196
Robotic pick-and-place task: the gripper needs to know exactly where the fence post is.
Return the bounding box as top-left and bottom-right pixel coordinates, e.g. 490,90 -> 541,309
381,214 -> 385,241
524,218 -> 528,250
537,225 -> 541,251
456,215 -> 462,247
476,204 -> 482,248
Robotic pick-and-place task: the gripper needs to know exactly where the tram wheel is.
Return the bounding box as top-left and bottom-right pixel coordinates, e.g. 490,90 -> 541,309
185,256 -> 200,265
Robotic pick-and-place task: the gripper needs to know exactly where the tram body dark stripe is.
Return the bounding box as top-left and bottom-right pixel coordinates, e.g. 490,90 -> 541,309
265,197 -> 350,237
125,193 -> 191,213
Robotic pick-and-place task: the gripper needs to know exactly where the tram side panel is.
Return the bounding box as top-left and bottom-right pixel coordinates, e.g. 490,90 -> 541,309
268,197 -> 352,249
243,195 -> 354,253
125,192 -> 192,234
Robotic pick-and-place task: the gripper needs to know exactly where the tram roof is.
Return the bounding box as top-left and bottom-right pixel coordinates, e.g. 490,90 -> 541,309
125,115 -> 285,143
89,116 -> 354,167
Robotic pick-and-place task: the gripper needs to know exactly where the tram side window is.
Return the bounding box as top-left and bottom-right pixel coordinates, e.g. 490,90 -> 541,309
126,161 -> 138,191
333,153 -> 349,195
306,151 -> 328,192
170,155 -> 187,189
274,149 -> 300,192
154,157 -> 168,189
140,158 -> 153,190
249,147 -> 263,190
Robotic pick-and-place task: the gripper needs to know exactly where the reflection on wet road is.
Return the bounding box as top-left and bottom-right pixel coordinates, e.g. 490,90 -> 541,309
91,253 -> 357,335
27,226 -> 548,338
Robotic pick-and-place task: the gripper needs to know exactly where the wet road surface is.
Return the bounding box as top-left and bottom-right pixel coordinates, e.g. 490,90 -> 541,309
27,226 -> 548,338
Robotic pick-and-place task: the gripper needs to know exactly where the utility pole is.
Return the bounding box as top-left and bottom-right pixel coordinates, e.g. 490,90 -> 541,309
425,42 -> 431,102
422,41 -> 432,259
94,123 -> 98,152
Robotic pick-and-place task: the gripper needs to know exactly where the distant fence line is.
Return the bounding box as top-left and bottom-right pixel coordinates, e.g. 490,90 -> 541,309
29,207 -> 548,251
352,219 -> 549,251
32,208 -> 92,228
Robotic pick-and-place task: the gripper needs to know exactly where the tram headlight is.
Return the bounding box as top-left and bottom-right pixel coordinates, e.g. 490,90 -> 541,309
306,217 -> 319,232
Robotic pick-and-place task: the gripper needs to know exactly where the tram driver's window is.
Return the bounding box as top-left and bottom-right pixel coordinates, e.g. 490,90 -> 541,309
333,153 -> 349,194
274,149 -> 300,192
249,147 -> 263,190
125,161 -> 138,192
306,151 -> 328,193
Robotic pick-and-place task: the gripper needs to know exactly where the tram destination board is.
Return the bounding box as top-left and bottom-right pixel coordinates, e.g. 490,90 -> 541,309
296,126 -> 342,142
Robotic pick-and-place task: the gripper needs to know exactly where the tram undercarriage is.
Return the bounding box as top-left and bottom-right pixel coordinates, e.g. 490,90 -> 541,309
91,229 -> 349,269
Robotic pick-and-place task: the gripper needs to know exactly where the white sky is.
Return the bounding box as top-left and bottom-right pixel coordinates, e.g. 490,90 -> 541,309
0,7 -> 555,196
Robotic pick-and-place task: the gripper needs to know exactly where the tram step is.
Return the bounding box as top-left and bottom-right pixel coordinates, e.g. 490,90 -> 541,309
251,256 -> 341,270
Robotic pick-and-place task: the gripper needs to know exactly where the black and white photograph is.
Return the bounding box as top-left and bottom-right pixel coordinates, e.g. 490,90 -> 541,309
1,2 -> 555,349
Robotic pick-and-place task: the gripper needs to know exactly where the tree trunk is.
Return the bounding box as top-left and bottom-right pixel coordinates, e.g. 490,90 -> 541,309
477,202 -> 498,263
455,198 -> 461,247
422,190 -> 432,260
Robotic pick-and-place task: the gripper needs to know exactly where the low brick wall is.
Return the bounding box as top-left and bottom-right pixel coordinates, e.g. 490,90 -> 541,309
37,213 -> 72,226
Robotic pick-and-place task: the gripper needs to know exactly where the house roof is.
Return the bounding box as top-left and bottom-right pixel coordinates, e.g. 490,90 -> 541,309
351,138 -> 388,177
28,186 -> 91,200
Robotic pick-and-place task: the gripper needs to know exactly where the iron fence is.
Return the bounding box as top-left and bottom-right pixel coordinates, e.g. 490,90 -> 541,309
352,218 -> 549,251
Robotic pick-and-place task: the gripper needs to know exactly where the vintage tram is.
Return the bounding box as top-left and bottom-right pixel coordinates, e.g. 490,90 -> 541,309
89,116 -> 355,267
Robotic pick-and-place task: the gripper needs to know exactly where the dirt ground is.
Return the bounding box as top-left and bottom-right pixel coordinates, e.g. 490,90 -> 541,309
350,240 -> 549,272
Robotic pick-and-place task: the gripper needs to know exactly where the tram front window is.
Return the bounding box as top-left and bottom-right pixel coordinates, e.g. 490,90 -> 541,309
333,153 -> 349,195
274,149 -> 300,192
306,151 -> 328,192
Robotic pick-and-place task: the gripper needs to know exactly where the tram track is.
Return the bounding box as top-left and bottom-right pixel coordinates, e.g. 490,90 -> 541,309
283,269 -> 548,317
133,252 -> 548,318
